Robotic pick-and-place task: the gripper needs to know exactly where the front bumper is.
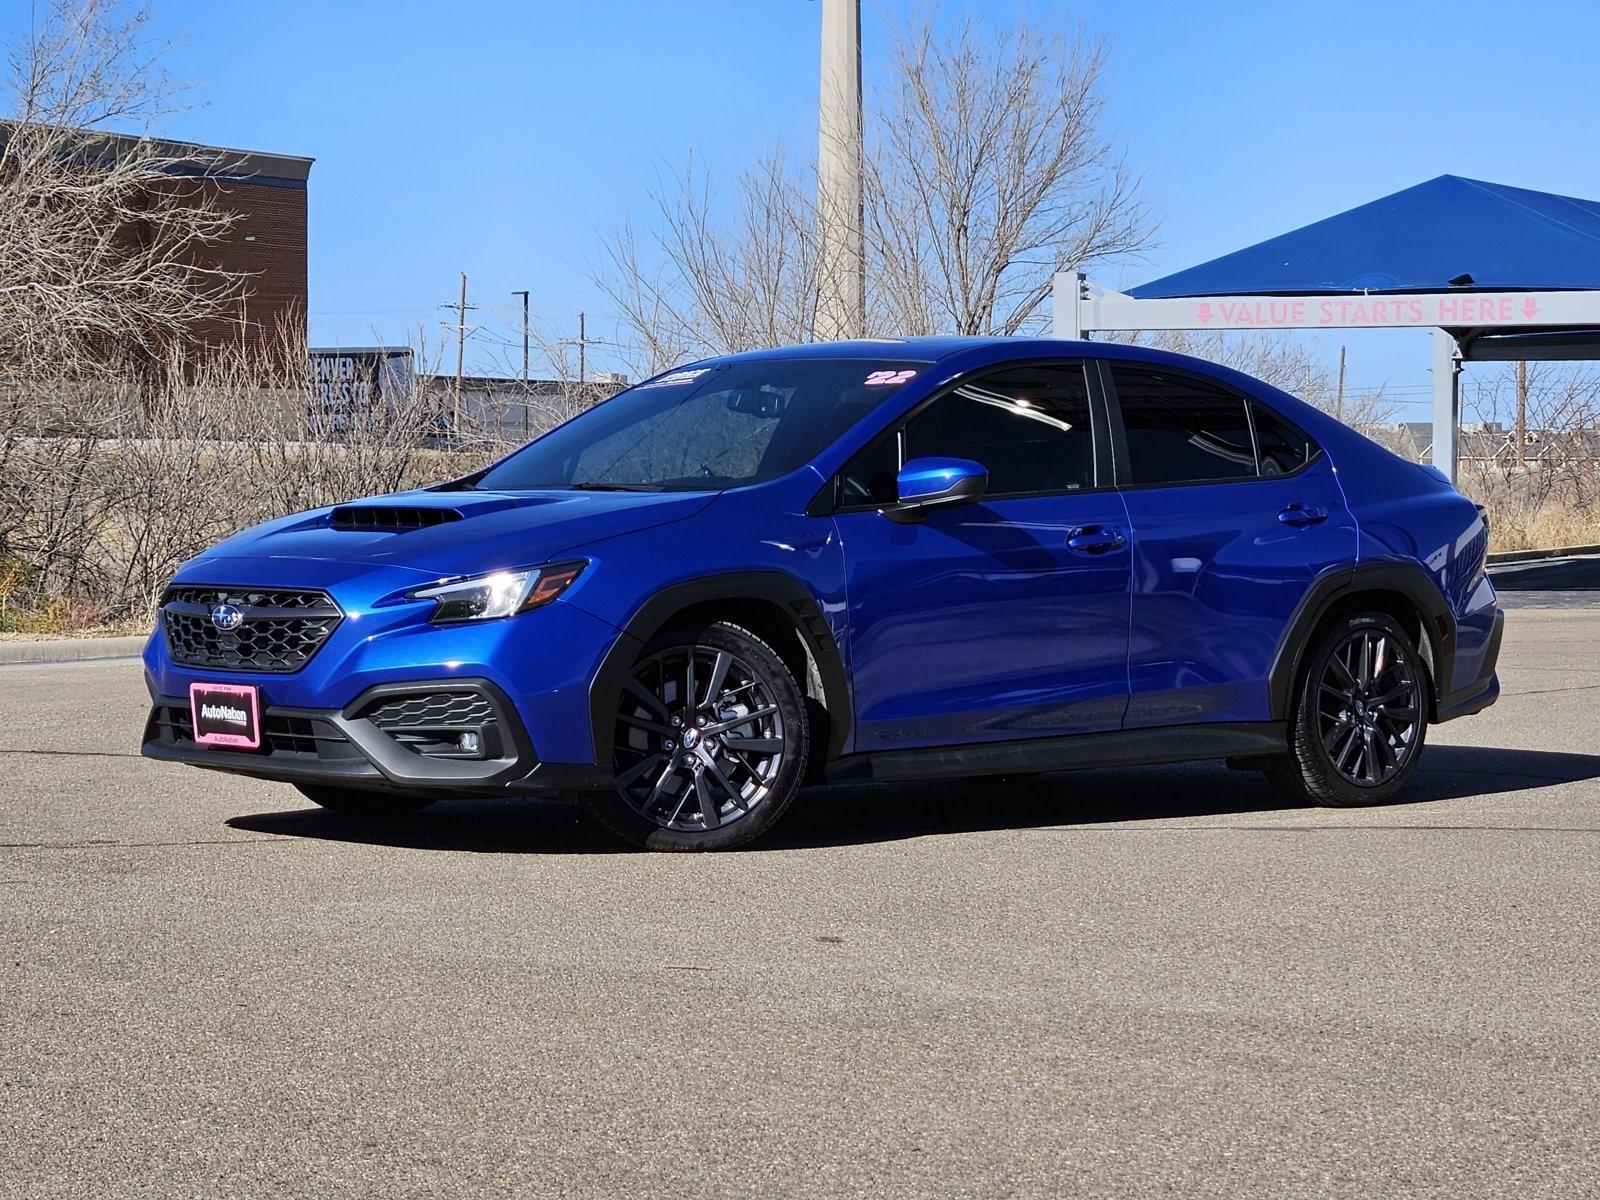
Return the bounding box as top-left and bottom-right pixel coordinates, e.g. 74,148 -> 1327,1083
141,677 -> 610,796
142,555 -> 630,769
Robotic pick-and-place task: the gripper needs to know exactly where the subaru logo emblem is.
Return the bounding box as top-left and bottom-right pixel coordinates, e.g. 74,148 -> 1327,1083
210,603 -> 244,632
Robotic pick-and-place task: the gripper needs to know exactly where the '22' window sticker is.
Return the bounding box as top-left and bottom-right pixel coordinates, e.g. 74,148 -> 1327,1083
863,369 -> 917,386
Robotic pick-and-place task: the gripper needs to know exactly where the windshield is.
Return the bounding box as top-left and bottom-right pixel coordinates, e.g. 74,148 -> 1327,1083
470,358 -> 926,492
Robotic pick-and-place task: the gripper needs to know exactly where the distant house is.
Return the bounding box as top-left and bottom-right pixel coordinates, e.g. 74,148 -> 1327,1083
1372,420 -> 1600,469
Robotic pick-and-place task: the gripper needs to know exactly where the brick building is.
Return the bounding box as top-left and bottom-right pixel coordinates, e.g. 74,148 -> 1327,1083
0,123 -> 312,362
138,133 -> 315,357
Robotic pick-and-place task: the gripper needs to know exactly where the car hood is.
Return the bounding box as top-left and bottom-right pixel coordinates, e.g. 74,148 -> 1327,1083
190,487 -> 717,581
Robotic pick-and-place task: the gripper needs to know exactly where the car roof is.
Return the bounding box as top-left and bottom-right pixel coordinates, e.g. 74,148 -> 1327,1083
715,336 -> 1042,364
699,336 -> 1320,395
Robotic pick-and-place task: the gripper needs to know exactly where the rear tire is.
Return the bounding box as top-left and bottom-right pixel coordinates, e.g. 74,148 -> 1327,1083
1267,611 -> 1429,807
582,620 -> 809,851
295,784 -> 437,816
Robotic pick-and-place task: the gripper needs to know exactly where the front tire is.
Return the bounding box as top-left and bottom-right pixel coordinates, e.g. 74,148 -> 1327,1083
1267,611 -> 1429,807
294,784 -> 437,817
583,620 -> 810,851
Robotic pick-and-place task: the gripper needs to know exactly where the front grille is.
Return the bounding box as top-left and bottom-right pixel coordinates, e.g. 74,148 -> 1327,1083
162,586 -> 342,673
329,505 -> 462,532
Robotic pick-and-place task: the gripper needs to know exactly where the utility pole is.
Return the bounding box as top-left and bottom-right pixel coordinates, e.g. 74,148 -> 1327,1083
1516,359 -> 1528,473
511,289 -> 530,439
816,0 -> 864,341
1335,344 -> 1347,423
559,314 -> 601,390
441,272 -> 477,437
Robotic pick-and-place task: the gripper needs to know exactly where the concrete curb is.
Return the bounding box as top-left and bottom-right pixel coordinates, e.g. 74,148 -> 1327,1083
0,635 -> 147,666
1487,544 -> 1600,566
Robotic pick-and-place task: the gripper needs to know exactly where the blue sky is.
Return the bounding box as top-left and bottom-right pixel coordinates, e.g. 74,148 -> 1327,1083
10,0 -> 1600,411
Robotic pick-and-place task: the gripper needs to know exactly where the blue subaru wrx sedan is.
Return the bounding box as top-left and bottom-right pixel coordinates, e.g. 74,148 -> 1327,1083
141,338 -> 1503,850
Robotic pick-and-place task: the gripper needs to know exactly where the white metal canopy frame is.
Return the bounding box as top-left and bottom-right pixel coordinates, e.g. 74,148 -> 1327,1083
1050,269 -> 1600,484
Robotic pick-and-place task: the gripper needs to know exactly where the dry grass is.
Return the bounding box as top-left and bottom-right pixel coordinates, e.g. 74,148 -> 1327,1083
0,342 -> 535,634
1460,470 -> 1600,553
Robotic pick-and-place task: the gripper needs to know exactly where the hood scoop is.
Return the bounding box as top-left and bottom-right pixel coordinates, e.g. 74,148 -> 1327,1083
329,505 -> 463,532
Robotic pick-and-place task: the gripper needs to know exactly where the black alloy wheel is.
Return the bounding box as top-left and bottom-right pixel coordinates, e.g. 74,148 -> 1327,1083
1268,611 -> 1429,807
1317,624 -> 1424,787
585,621 -> 809,850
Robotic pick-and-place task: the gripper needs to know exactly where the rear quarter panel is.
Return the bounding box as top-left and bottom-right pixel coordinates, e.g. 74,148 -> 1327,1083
1316,429 -> 1497,695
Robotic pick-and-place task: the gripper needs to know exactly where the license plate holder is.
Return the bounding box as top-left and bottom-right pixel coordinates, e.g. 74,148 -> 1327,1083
189,682 -> 262,750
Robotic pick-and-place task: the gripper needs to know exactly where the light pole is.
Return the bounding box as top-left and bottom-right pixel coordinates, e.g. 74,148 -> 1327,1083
511,289 -> 530,439
816,0 -> 864,341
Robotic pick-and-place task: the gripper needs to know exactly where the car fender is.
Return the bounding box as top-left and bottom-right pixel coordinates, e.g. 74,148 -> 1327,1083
1267,561 -> 1455,721
585,570 -> 852,769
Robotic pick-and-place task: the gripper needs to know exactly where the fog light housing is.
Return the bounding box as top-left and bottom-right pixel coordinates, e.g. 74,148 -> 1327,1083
459,731 -> 482,754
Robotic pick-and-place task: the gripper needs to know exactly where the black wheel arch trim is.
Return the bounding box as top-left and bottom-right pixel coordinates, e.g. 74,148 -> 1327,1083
586,571 -> 851,769
1267,562 -> 1457,723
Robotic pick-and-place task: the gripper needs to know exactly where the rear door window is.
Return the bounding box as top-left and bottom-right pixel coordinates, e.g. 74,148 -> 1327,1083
1108,365 -> 1257,486
1252,402 -> 1320,475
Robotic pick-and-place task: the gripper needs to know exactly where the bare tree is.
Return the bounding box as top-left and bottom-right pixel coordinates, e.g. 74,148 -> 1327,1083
596,151 -> 822,375
1465,362 -> 1600,481
594,10 -> 1151,370
1454,362 -> 1600,550
866,16 -> 1145,336
0,0 -> 244,376
0,329 -> 500,626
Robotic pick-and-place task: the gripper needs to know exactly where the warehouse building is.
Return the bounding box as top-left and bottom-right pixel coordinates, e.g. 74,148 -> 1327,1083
307,346 -> 628,442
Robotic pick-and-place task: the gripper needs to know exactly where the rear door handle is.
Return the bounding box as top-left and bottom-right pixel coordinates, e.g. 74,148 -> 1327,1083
1066,525 -> 1127,555
1278,504 -> 1328,527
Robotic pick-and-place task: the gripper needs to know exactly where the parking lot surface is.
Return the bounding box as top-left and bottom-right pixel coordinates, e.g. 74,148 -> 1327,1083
3,609 -> 1598,1198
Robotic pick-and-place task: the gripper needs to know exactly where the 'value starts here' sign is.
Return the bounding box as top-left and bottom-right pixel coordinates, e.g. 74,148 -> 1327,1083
1190,293 -> 1545,329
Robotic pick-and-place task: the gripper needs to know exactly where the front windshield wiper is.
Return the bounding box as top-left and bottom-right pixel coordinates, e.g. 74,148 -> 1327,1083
563,481 -> 665,492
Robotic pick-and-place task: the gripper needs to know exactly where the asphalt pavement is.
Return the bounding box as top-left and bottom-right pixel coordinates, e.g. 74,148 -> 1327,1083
1490,552 -> 1600,609
2,608 -> 1598,1198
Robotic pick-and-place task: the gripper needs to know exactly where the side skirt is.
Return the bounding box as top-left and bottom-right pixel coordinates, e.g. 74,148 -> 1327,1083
824,722 -> 1288,784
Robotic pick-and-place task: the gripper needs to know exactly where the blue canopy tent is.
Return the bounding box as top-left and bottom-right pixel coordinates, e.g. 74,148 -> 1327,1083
1054,175 -> 1600,481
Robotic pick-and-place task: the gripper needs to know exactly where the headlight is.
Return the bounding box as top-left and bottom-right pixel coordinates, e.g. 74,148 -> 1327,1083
409,561 -> 585,623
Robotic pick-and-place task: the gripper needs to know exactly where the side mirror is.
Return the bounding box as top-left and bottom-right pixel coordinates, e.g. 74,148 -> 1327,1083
886,456 -> 988,522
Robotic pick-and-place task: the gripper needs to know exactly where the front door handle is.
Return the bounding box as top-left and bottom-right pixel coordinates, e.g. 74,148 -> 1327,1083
1066,525 -> 1127,555
1278,504 -> 1328,527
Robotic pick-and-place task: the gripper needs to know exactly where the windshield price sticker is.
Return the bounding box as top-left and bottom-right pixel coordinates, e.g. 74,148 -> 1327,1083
639,368 -> 711,389
863,369 -> 917,386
